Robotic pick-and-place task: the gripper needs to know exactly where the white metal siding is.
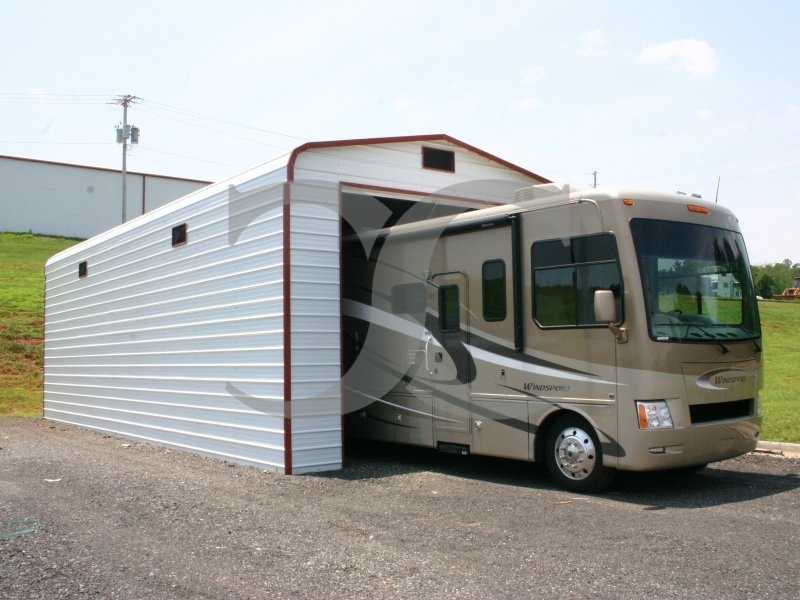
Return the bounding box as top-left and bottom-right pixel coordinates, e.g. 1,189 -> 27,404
287,181 -> 342,473
0,157 -> 208,239
44,176 -> 291,470
292,141 -> 536,203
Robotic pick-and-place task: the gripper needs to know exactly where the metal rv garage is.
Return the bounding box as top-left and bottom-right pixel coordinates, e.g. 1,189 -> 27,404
43,135 -> 548,473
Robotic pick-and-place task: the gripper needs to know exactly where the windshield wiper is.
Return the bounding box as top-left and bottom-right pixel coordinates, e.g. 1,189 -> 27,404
684,324 -> 730,354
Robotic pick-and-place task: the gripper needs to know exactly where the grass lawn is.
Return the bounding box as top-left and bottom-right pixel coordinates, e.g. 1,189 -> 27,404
1,233 -> 798,442
0,233 -> 81,417
758,301 -> 799,442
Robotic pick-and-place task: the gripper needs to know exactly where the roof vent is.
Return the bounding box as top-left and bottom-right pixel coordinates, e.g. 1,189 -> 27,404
513,183 -> 574,204
422,147 -> 455,172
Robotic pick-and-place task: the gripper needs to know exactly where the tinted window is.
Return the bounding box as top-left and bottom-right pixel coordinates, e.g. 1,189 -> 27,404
439,285 -> 460,331
532,233 -> 622,327
482,260 -> 506,321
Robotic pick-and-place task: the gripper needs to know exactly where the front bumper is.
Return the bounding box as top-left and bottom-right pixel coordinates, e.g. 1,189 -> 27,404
614,417 -> 761,471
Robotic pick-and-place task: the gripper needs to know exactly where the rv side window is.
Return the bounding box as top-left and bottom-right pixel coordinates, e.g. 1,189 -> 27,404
439,285 -> 460,331
532,233 -> 622,327
482,259 -> 506,321
391,283 -> 426,314
78,261 -> 88,279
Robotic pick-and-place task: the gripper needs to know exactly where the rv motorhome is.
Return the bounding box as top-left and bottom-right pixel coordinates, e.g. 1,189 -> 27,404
342,185 -> 763,492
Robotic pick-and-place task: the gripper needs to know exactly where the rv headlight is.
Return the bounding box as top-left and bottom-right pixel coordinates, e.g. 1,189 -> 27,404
636,400 -> 674,429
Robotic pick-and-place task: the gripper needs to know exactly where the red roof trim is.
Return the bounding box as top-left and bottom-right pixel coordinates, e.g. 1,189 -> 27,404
285,134 -> 550,183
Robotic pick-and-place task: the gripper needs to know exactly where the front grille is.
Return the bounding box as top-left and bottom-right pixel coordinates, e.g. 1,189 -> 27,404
690,399 -> 754,424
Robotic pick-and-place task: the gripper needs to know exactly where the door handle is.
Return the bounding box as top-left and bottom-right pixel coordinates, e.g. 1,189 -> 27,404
424,336 -> 435,375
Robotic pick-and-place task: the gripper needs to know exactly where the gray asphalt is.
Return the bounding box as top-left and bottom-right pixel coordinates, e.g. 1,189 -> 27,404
2,418 -> 799,599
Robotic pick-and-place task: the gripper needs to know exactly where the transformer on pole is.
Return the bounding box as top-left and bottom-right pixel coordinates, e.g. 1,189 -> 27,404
114,95 -> 140,223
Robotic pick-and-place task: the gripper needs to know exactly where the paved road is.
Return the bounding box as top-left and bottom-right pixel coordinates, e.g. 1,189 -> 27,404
1,418 -> 799,599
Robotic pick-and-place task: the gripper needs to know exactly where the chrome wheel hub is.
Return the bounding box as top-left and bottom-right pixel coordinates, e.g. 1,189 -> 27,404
554,427 -> 597,480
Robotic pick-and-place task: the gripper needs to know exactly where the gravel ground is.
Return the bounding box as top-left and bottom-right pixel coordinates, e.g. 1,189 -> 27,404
1,418 -> 799,599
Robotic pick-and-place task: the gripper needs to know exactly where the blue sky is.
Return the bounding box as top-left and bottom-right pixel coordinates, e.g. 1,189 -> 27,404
2,0 -> 798,264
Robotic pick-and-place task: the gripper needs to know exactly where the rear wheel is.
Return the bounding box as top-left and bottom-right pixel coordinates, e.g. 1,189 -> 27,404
545,414 -> 615,493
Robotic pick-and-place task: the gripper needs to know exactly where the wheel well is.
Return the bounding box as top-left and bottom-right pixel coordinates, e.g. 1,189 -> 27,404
534,410 -> 586,463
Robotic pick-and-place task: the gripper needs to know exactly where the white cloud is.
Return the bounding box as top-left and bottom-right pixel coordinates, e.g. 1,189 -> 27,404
522,66 -> 548,84
512,97 -> 543,113
578,28 -> 609,57
639,38 -> 718,77
696,108 -> 714,120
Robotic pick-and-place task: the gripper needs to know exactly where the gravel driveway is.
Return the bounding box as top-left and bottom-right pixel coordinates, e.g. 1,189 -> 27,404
2,418 -> 799,599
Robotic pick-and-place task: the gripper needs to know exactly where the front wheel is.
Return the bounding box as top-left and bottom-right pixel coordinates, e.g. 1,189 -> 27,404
545,415 -> 616,493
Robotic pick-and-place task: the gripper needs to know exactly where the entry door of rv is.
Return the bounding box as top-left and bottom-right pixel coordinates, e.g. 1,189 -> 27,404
427,272 -> 472,445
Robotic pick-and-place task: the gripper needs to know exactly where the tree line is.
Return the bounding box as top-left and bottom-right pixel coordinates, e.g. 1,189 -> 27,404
751,259 -> 800,298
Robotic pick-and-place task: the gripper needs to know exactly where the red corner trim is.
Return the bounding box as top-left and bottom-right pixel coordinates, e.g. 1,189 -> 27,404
282,183 -> 293,475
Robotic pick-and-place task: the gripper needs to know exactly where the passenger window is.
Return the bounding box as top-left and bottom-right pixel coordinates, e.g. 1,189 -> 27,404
439,285 -> 460,331
532,234 -> 622,327
482,259 -> 506,321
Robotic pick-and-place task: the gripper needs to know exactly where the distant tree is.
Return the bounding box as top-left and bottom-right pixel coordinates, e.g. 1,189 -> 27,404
751,259 -> 798,298
755,273 -> 778,298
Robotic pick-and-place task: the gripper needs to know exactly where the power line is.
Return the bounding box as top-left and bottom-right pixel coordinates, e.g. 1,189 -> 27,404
136,146 -> 245,169
135,106 -> 297,149
0,93 -> 111,105
140,99 -> 307,142
0,93 -> 308,145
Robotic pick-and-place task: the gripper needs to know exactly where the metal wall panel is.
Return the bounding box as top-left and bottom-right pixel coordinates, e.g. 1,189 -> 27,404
45,172 -> 291,471
287,181 -> 342,473
292,141 -> 536,204
0,156 -> 208,239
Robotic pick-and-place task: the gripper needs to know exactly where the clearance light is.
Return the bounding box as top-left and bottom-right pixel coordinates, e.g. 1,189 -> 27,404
687,204 -> 710,215
636,400 -> 674,429
623,198 -> 635,206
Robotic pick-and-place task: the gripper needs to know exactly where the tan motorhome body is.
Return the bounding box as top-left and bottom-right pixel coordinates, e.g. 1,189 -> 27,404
343,186 -> 762,491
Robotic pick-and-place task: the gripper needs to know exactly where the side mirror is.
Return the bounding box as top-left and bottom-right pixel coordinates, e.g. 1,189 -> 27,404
594,290 -> 617,324
594,290 -> 627,343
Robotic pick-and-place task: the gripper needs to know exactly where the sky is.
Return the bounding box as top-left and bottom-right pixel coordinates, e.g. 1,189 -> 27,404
1,0 -> 798,265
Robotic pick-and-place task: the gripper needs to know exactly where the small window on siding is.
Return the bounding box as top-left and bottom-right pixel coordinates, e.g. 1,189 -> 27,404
482,259 -> 506,321
78,261 -> 88,279
172,223 -> 187,247
439,285 -> 460,332
422,147 -> 455,172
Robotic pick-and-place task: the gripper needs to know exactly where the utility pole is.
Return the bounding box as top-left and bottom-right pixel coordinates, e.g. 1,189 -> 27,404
592,171 -> 598,188
114,95 -> 140,223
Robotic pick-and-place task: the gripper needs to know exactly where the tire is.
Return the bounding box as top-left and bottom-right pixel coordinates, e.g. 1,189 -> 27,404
545,414 -> 616,493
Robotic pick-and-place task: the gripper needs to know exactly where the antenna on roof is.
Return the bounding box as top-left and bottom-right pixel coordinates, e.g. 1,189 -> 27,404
715,176 -> 720,203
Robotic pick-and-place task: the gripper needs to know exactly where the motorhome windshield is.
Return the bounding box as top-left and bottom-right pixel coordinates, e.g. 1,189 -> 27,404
630,218 -> 760,343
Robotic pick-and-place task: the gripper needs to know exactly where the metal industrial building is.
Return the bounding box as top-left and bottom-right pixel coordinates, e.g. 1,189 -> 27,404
43,135 -> 549,474
0,155 -> 211,239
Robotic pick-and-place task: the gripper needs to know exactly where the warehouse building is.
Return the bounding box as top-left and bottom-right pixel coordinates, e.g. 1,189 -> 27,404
0,155 -> 210,239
